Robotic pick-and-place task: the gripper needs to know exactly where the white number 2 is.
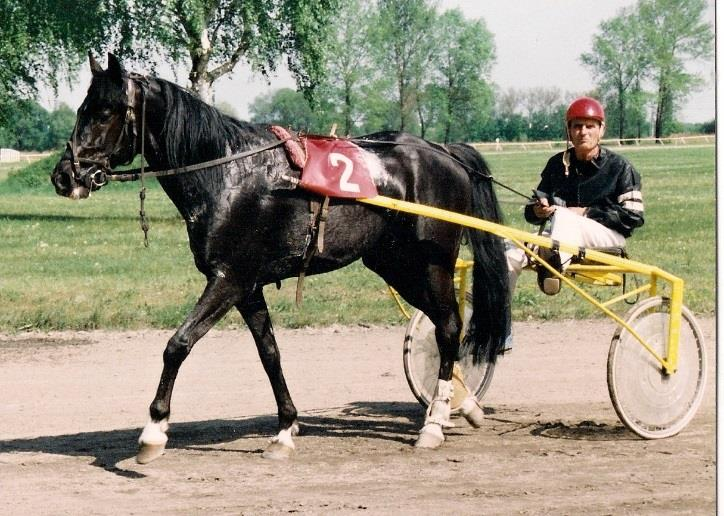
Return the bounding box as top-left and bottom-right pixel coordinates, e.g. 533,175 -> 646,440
329,152 -> 360,193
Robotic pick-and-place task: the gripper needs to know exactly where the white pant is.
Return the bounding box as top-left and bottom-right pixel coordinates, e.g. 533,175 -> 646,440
506,207 -> 626,293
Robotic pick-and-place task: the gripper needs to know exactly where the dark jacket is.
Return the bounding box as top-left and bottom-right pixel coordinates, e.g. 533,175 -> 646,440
524,146 -> 644,237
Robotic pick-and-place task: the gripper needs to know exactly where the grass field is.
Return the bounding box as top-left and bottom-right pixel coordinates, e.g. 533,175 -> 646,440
0,162 -> 30,182
0,144 -> 714,331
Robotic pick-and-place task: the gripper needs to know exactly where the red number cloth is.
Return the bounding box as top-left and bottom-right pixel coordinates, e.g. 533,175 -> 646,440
299,137 -> 379,199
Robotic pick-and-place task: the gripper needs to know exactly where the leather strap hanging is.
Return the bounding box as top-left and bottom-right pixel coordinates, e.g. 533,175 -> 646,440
295,195 -> 330,305
294,125 -> 337,305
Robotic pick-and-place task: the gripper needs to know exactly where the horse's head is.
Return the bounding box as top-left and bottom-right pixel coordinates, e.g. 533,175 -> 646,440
51,53 -> 144,199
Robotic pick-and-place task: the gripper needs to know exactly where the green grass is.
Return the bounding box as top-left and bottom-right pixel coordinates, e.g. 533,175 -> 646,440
0,161 -> 31,182
0,145 -> 714,331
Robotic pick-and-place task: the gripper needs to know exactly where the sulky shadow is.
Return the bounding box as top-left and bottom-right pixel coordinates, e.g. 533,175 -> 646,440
530,420 -> 638,441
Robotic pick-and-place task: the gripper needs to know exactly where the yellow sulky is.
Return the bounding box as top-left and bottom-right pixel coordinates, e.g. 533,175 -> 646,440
359,195 -> 683,375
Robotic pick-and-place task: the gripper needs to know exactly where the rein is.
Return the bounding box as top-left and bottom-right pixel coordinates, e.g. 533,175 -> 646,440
104,138 -> 289,183
65,73 -> 532,249
63,74 -> 291,188
353,138 -> 532,201
115,132 -> 289,247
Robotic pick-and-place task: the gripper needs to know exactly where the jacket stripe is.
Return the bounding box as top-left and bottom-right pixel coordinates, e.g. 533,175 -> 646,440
622,200 -> 644,212
618,190 -> 642,203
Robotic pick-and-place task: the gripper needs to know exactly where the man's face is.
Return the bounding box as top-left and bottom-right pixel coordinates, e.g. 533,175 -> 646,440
568,117 -> 604,155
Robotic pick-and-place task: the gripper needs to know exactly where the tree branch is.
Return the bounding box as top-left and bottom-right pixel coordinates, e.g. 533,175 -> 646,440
207,40 -> 249,83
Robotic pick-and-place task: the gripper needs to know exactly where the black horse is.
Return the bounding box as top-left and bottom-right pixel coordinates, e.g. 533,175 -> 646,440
51,53 -> 510,462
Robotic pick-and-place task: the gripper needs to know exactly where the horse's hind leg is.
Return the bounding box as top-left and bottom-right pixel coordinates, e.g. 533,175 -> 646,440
413,270 -> 462,449
237,289 -> 299,460
137,277 -> 241,464
364,251 -> 463,448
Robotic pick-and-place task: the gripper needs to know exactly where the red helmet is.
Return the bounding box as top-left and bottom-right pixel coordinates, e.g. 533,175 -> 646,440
566,97 -> 605,124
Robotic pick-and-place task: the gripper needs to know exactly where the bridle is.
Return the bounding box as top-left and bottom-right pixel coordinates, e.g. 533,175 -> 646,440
63,73 -> 149,191
63,73 -> 290,189
61,73 -> 289,246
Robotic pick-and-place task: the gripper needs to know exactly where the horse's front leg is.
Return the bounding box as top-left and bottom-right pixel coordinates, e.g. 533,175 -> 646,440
238,289 -> 299,460
137,277 -> 241,464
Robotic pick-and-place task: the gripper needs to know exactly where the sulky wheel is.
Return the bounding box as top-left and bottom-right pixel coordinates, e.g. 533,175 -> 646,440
403,291 -> 495,413
607,296 -> 707,439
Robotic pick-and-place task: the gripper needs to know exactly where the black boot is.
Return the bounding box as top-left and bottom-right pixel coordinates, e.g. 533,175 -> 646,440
536,248 -> 562,295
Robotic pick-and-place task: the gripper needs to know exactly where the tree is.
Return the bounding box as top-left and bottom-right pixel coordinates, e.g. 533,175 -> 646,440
495,113 -> 527,142
581,8 -> 649,140
0,101 -> 74,151
415,84 -> 447,140
522,88 -> 563,120
495,88 -> 524,119
429,9 -> 495,142
491,87 -> 569,142
214,101 -> 240,119
356,78 -> 399,134
638,0 -> 713,139
581,0 -> 712,139
368,0 -> 437,132
1,0 -> 340,112
321,0 -> 374,136
47,104 -> 77,149
0,0 -> 116,123
122,0 -> 339,103
520,87 -> 566,140
249,88 -> 318,131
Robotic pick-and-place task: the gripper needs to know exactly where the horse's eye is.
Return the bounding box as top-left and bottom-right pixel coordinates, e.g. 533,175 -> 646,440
91,110 -> 116,126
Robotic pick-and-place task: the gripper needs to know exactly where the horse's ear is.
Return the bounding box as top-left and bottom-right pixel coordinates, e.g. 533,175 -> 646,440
106,53 -> 125,83
88,51 -> 103,76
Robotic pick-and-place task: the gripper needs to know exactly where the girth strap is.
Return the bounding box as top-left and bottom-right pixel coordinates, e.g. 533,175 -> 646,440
295,196 -> 330,305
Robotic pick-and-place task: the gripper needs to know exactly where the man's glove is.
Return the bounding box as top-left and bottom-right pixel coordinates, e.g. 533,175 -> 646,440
531,189 -> 566,207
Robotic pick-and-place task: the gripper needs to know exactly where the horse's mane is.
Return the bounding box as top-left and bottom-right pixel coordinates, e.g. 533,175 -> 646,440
154,78 -> 264,168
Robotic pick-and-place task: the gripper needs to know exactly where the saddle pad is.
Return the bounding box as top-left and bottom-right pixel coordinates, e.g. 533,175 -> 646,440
269,125 -> 306,169
300,137 -> 379,199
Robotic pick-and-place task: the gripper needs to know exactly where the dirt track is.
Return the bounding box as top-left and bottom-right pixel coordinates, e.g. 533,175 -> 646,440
0,318 -> 715,515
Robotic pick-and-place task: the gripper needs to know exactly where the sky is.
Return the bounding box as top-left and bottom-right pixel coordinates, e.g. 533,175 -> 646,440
44,0 -> 715,123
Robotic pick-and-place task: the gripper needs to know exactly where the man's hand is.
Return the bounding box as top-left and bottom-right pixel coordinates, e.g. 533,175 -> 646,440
533,198 -> 556,219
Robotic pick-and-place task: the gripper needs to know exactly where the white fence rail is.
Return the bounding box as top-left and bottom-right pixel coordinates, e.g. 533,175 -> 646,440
472,134 -> 715,154
0,148 -> 20,162
0,149 -> 53,163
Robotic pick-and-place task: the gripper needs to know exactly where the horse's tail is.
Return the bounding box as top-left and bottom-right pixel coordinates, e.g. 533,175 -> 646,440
447,143 -> 511,364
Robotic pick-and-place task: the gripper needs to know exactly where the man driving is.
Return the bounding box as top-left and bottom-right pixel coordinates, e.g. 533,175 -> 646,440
503,96 -> 644,352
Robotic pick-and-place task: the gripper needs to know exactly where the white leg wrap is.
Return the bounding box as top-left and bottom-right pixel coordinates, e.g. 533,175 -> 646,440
416,380 -> 453,448
269,422 -> 299,450
460,396 -> 485,428
423,379 -> 455,429
418,422 -> 445,441
139,419 -> 169,446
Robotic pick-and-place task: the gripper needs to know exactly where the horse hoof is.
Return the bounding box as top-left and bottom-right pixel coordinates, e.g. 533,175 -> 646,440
460,397 -> 485,428
136,443 -> 166,464
262,441 -> 295,460
415,424 -> 445,449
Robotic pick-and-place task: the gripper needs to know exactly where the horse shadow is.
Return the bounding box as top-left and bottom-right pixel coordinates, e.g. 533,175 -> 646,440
0,401 -> 423,479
